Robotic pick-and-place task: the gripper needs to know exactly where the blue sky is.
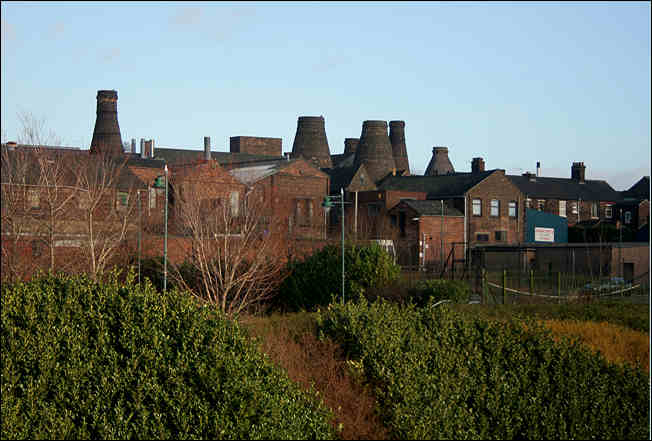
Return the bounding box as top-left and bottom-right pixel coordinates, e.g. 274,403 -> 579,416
1,1 -> 650,190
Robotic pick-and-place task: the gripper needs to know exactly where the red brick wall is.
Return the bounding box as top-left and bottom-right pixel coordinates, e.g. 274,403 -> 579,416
418,216 -> 465,266
254,160 -> 330,239
467,171 -> 525,246
230,136 -> 282,157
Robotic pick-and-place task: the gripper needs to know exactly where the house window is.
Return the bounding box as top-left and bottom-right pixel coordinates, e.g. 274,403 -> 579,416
230,191 -> 239,216
116,191 -> 129,211
559,200 -> 566,218
571,202 -> 578,215
490,199 -> 500,217
472,198 -> 482,216
591,202 -> 598,218
537,199 -> 545,211
624,211 -> 632,224
508,201 -> 517,218
525,198 -> 532,208
27,189 -> 40,209
390,215 -> 397,227
495,231 -> 507,241
605,205 -> 612,219
476,233 -> 489,242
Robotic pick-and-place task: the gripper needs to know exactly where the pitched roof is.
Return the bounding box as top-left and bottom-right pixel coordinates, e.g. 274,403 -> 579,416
507,175 -> 623,202
376,170 -> 496,198
621,176 -> 650,201
391,199 -> 464,216
330,152 -> 355,168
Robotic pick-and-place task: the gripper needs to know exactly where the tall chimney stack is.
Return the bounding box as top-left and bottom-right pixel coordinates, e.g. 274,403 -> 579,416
389,120 -> 410,174
130,138 -> 136,154
471,157 -> 485,174
424,146 -> 455,176
354,120 -> 396,183
291,116 -> 332,168
90,90 -> 123,156
204,136 -> 211,160
571,162 -> 586,183
140,138 -> 146,159
536,161 -> 541,177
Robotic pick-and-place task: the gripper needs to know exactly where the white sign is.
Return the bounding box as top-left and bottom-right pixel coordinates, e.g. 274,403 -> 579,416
534,227 -> 555,242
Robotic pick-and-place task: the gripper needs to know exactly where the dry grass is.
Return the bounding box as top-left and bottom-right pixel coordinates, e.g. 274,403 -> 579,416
541,319 -> 649,373
240,313 -> 389,440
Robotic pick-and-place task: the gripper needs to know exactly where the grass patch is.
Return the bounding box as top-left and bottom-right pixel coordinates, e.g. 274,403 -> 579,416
541,319 -> 649,373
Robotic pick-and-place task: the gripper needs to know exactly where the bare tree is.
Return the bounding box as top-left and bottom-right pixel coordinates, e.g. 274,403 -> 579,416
170,181 -> 288,316
15,112 -> 79,273
73,149 -> 138,280
1,144 -> 39,280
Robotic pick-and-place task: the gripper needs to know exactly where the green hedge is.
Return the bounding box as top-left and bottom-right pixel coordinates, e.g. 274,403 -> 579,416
316,299 -> 649,440
276,243 -> 400,312
1,273 -> 335,439
408,279 -> 472,306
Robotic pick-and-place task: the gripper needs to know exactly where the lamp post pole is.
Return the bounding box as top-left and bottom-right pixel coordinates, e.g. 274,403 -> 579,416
341,187 -> 345,304
138,189 -> 143,286
163,164 -> 168,293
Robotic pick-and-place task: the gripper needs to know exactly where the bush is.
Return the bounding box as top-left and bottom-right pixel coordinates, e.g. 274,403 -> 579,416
408,279 -> 472,306
316,299 -> 649,440
276,243 -> 400,312
1,272 -> 335,439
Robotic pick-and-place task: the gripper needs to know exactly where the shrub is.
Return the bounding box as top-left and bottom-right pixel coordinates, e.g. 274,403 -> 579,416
1,272 -> 335,439
408,279 -> 472,306
276,243 -> 400,312
316,299 -> 649,440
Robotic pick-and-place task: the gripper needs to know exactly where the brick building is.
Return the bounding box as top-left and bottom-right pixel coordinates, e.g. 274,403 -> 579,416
2,89 -> 648,280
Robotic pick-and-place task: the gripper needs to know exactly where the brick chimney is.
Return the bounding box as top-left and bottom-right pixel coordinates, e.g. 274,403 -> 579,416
344,138 -> 359,155
471,157 -> 485,173
354,120 -> 396,183
292,116 -> 332,168
90,90 -> 123,156
204,136 -> 211,160
389,120 -> 410,174
424,146 -> 455,176
571,162 -> 586,183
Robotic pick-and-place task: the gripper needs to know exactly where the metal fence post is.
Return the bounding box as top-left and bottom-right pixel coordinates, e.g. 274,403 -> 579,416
502,269 -> 506,305
529,269 -> 534,295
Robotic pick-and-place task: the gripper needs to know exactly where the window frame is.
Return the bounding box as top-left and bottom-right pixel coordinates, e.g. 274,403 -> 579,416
490,199 -> 500,217
472,198 -> 482,216
559,200 -> 566,218
508,201 -> 517,218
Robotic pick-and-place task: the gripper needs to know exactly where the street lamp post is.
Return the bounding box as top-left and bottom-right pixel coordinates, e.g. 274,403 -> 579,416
341,187 -> 345,304
163,164 -> 168,293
